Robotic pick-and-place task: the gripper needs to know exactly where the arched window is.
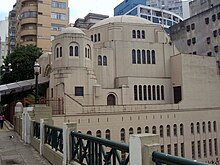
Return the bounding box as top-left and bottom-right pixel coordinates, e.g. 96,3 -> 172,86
69,46 -> 73,56
167,125 -> 170,137
152,50 -> 156,64
157,85 -> 160,100
103,56 -> 107,66
213,121 -> 217,132
121,128 -> 125,142
142,30 -> 145,39
137,30 -> 140,38
85,48 -> 87,57
88,48 -> 90,58
91,35 -> 93,41
160,125 -> 164,137
161,86 -> 164,100
132,30 -> 136,38
137,49 -> 141,64
180,123 -> 184,136
105,129 -> 111,140
132,49 -> 136,64
191,123 -> 194,134
152,85 -> 156,100
56,47 -> 59,58
98,33 -> 100,41
142,50 -> 146,64
96,130 -> 101,137
145,126 -> 149,133
87,130 -> 92,135
197,122 -> 200,134
147,50 -> 151,64
148,85 -> 151,100
98,55 -> 102,65
152,126 -> 156,134
75,46 -> 79,56
137,127 -> 142,134
173,124 -> 177,136
134,85 -> 138,100
60,47 -> 62,57
143,85 -> 147,100
139,85 -> 142,100
129,127 -> 134,135
107,94 -> 116,105
94,34 -> 97,42
202,122 -> 206,133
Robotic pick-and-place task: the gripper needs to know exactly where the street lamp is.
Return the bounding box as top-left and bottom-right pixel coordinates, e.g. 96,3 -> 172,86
34,61 -> 40,104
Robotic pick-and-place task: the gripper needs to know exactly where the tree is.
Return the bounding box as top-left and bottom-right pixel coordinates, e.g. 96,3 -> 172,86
1,44 -> 42,84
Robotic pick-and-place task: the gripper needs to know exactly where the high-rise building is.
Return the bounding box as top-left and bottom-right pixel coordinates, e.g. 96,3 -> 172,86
15,0 -> 69,52
0,17 -> 9,64
8,3 -> 17,54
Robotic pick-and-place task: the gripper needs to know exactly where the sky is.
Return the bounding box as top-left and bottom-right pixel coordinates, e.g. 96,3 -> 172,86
0,0 -> 122,23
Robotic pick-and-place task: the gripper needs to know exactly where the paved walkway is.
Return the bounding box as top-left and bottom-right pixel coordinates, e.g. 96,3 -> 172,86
0,124 -> 51,165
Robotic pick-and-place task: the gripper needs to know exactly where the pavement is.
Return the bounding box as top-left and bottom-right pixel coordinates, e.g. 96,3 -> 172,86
0,124 -> 51,165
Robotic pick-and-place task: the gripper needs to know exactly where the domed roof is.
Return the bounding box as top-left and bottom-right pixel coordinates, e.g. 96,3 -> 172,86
90,15 -> 152,29
61,27 -> 85,34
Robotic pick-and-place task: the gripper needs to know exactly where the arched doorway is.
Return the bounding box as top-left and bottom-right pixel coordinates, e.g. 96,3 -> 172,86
107,94 -> 116,105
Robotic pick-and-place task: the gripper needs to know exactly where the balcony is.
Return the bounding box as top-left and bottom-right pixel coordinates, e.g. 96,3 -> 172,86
20,4 -> 37,14
20,29 -> 37,37
20,17 -> 37,26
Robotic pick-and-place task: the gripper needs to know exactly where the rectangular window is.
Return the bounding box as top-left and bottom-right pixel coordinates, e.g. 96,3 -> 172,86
213,30 -> 217,37
167,144 -> 171,154
52,1 -> 66,9
209,139 -> 213,156
161,145 -> 164,152
204,140 -> 207,157
198,141 -> 201,158
75,87 -> 84,96
192,37 -> 196,44
205,17 -> 209,24
214,46 -> 219,53
174,144 -> 178,156
51,24 -> 65,31
186,25 -> 190,32
191,23 -> 195,30
181,143 -> 184,157
214,138 -> 218,156
192,141 -> 195,159
207,52 -> 212,56
187,39 -> 191,46
207,37 -> 210,44
51,12 -> 66,20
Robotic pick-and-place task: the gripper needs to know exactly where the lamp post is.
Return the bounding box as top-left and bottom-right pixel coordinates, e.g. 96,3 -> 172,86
34,61 -> 40,104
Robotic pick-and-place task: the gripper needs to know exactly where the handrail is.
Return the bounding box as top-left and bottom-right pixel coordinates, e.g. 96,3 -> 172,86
152,151 -> 211,165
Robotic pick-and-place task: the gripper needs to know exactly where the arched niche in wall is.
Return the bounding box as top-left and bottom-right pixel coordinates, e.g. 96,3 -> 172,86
107,93 -> 117,105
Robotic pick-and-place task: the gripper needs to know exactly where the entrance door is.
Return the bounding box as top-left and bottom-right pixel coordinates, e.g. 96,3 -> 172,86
107,94 -> 116,105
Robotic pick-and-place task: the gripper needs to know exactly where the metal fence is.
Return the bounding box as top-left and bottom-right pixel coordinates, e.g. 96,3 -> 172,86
71,131 -> 129,165
33,121 -> 40,139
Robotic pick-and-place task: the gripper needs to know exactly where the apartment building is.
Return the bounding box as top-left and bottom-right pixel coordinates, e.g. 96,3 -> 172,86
16,0 -> 69,52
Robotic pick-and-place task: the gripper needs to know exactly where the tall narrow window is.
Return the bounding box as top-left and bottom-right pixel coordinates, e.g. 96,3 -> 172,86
198,141 -> 201,158
204,140 -> 207,157
98,33 -> 100,41
143,85 -> 147,100
208,121 -> 211,132
60,47 -> 62,57
103,56 -> 107,66
96,130 -> 101,137
181,143 -> 185,157
75,46 -> 79,56
56,47 -> 59,58
88,48 -> 90,58
167,125 -> 170,137
156,85 -> 160,100
152,50 -> 156,64
148,85 -> 151,100
132,49 -> 136,64
142,50 -> 146,64
69,46 -> 73,56
192,141 -> 195,159
142,30 -> 145,39
145,126 -> 149,133
152,85 -> 156,100
105,129 -> 111,140
173,124 -> 177,136
139,85 -> 142,100
134,85 -> 138,100
137,30 -> 140,38
197,122 -> 200,134
137,127 -> 141,134
91,35 -> 93,41
180,123 -> 184,136
167,144 -> 171,154
94,34 -> 97,42
209,139 -> 213,156
174,144 -> 178,156
160,125 -> 163,137
202,121 -> 206,133
161,85 -> 164,100
121,128 -> 125,142
191,123 -> 194,134
152,126 -> 156,134
132,30 -> 136,38
147,50 -> 151,64
214,138 -> 218,156
137,49 -> 141,64
98,55 -> 102,65
213,121 -> 217,132
85,48 -> 87,57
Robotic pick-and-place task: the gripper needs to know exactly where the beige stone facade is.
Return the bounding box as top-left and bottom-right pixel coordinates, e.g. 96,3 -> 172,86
44,15 -> 220,162
16,0 -> 69,52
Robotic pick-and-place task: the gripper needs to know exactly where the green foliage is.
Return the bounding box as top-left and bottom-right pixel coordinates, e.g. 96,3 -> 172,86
1,44 -> 42,84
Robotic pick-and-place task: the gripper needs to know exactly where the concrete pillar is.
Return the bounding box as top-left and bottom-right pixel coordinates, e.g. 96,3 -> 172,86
63,122 -> 77,165
129,134 -> 160,165
40,118 -> 48,155
21,109 -> 31,144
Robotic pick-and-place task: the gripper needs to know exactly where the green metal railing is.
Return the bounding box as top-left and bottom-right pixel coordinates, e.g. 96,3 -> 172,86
44,124 -> 63,153
152,151 -> 212,165
71,131 -> 129,165
33,121 -> 40,139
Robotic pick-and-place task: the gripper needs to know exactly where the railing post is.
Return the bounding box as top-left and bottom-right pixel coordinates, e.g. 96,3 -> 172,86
21,109 -> 31,144
63,122 -> 77,165
40,118 -> 48,155
129,134 -> 160,165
